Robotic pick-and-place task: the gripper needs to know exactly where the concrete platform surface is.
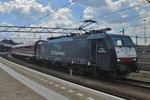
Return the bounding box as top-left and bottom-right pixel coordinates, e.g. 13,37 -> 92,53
0,57 -> 125,100
0,66 -> 46,100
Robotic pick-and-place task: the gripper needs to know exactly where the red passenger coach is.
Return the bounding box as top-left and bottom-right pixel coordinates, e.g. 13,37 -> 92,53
11,40 -> 43,59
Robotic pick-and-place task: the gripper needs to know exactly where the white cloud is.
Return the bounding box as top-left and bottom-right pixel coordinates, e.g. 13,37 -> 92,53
28,8 -> 75,40
106,0 -> 124,10
1,0 -> 149,44
40,8 -> 74,28
0,22 -> 12,26
0,0 -> 52,18
128,0 -> 148,7
0,7 -> 74,43
0,22 -> 42,43
84,7 -> 96,19
122,14 -> 128,18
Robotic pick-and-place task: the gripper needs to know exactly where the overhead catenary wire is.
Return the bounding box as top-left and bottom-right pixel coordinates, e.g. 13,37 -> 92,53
107,13 -> 150,31
121,23 -> 150,40
27,0 -> 149,29
1,1 -> 150,41
110,12 -> 150,24
124,22 -> 150,32
130,36 -> 150,38
88,12 -> 150,30
65,1 -> 150,28
90,2 -> 150,20
120,17 -> 150,32
28,0 -> 76,26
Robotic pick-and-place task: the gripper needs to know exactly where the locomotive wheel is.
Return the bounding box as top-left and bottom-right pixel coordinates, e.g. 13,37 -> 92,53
72,65 -> 82,74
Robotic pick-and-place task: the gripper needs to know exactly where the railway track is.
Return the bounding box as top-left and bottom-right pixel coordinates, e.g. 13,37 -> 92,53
138,58 -> 150,63
116,78 -> 150,90
1,54 -> 150,100
138,61 -> 150,64
138,61 -> 150,71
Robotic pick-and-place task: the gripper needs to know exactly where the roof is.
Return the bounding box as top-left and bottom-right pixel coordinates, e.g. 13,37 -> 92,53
0,43 -> 13,47
108,34 -> 129,37
12,40 -> 44,48
47,33 -> 119,43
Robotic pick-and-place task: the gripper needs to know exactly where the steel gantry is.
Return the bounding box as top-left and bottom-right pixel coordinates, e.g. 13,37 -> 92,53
0,25 -> 85,34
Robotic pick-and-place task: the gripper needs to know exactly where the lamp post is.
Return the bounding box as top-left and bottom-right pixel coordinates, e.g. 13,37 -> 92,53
143,19 -> 146,53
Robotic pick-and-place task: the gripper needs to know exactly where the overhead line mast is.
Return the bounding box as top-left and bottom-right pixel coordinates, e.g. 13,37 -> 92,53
0,26 -> 83,34
0,20 -> 111,35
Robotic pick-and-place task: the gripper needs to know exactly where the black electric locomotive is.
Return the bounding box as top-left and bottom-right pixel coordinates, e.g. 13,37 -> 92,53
35,29 -> 139,77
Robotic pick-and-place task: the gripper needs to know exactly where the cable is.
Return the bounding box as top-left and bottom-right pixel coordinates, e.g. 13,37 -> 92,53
28,0 -> 76,26
65,2 -> 150,28
130,35 -> 150,38
111,12 -> 150,24
89,12 -> 150,30
106,13 -> 150,30
125,23 -> 150,32
120,16 -> 150,30
91,2 -> 149,20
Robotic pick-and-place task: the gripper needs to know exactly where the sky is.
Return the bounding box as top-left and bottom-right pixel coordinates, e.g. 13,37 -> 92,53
0,0 -> 150,45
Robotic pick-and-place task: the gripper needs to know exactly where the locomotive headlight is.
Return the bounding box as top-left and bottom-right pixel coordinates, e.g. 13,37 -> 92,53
133,58 -> 136,61
117,59 -> 120,62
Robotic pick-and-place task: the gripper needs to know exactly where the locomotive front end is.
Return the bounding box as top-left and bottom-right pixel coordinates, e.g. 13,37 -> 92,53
110,35 -> 139,75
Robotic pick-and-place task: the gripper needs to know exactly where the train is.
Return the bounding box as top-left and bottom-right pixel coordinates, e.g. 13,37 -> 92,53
11,29 -> 139,77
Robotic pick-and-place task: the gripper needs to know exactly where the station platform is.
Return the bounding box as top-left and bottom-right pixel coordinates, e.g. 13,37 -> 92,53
0,67 -> 45,100
0,57 -> 124,100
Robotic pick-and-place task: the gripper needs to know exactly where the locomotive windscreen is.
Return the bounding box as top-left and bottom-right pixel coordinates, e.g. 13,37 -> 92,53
111,36 -> 134,47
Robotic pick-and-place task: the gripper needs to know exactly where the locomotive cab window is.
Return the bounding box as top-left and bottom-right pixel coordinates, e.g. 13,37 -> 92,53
115,40 -> 123,46
111,36 -> 134,47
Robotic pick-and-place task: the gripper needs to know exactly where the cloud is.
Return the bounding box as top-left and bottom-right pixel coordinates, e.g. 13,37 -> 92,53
0,7 -> 74,43
0,22 -> 12,26
40,8 -> 74,28
0,21 -> 42,43
121,14 -> 128,18
106,0 -> 123,10
28,8 -> 75,40
84,7 -> 96,19
1,0 -> 149,44
0,0 -> 52,19
128,0 -> 148,7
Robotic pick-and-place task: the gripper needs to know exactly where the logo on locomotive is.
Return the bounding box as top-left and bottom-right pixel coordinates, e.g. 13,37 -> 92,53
51,50 -> 65,56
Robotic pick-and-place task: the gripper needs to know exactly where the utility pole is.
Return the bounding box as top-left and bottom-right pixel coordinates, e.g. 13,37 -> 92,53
135,35 -> 138,45
120,29 -> 125,35
143,19 -> 146,53
122,29 -> 124,35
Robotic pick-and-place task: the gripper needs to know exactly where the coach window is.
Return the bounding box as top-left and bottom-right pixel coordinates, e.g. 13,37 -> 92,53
25,46 -> 31,48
